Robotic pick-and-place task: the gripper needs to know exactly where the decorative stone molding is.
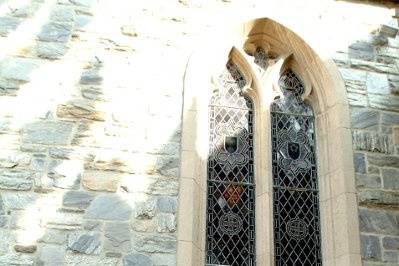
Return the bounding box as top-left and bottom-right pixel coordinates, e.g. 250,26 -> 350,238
177,17 -> 362,266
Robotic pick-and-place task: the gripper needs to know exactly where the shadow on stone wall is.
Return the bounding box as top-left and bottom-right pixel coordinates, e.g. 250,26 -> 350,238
0,0 -> 181,265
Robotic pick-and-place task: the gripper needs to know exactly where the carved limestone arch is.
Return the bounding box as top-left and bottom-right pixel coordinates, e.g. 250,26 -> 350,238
177,17 -> 361,266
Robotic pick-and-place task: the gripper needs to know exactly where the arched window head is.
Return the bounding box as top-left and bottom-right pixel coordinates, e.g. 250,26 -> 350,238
271,70 -> 322,265
206,61 -> 255,266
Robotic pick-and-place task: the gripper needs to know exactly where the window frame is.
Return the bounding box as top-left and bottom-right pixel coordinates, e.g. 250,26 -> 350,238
177,18 -> 362,266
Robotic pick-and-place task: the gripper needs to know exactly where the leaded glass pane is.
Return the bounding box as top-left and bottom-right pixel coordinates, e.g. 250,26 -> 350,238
271,70 -> 322,266
206,61 -> 255,266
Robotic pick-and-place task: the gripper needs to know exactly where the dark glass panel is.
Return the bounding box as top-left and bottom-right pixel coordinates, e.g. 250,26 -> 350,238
272,70 -> 322,266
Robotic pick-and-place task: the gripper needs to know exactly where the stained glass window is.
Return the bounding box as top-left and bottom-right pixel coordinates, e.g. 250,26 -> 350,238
271,70 -> 322,265
206,61 -> 256,266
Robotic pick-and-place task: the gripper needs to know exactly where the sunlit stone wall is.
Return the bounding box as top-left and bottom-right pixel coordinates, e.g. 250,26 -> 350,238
0,0 -> 396,265
336,13 -> 399,266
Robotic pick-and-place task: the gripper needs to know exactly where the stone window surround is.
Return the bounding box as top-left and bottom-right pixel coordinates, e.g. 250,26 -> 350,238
177,18 -> 362,266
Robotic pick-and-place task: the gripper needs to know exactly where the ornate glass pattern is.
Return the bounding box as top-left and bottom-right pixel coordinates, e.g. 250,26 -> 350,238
271,70 -> 322,265
206,61 -> 255,266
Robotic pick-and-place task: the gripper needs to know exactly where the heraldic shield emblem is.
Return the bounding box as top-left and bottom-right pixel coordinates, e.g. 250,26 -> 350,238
288,142 -> 300,160
224,136 -> 238,154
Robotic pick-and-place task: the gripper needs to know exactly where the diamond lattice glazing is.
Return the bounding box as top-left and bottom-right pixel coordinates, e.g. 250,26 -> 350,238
272,70 -> 322,266
206,61 -> 255,266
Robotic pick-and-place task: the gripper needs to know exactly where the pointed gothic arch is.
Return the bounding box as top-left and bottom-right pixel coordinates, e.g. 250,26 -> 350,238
177,18 -> 361,266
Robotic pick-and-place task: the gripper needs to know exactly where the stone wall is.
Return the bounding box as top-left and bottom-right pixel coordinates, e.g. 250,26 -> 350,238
0,0 -> 397,265
0,0 -> 183,265
336,19 -> 399,265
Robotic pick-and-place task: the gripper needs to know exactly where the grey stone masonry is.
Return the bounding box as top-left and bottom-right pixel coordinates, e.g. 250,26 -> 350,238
0,0 -> 181,264
339,14 -> 399,265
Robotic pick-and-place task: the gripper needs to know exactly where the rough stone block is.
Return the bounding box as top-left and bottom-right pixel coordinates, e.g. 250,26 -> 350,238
0,17 -> 20,36
67,231 -> 101,254
361,234 -> 381,260
79,69 -> 103,85
36,245 -> 65,266
356,174 -> 381,189
50,5 -> 75,22
382,168 -> 399,190
339,68 -> 367,81
133,233 -> 176,253
381,113 -> 399,126
0,254 -> 34,265
379,24 -> 399,38
383,251 -> 398,263
104,223 -> 131,256
36,42 -> 68,60
369,94 -> 399,112
383,237 -> 399,250
38,229 -> 67,245
82,170 -> 121,192
134,199 -> 156,219
154,156 -> 179,177
149,178 -> 179,196
348,41 -> 374,61
84,195 -> 132,220
64,254 -> 119,266
0,57 -> 41,82
37,22 -> 73,43
22,120 -> 74,145
3,193 -> 37,210
359,208 -> 399,235
350,108 -> 379,129
157,196 -> 177,214
14,244 -> 37,253
81,87 -> 104,101
358,190 -> 399,206
88,152 -> 139,173
46,212 -> 82,230
156,213 -> 176,233
123,253 -> 151,266
366,72 -> 390,94
352,131 -> 391,154
378,47 -> 399,60
0,176 -> 33,191
131,219 -> 156,233
33,175 -> 55,193
152,253 -> 176,266
347,92 -> 368,107
367,154 -> 399,168
57,100 -> 105,121
49,147 -> 76,160
353,153 -> 366,174
389,75 -> 399,95
352,58 -> 396,75
63,191 -> 94,210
